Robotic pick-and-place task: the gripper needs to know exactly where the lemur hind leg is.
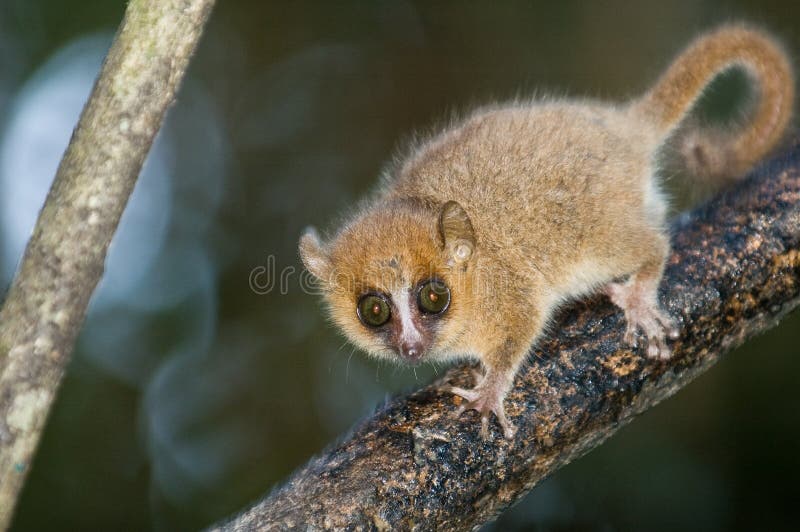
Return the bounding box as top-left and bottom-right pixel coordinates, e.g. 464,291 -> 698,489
604,235 -> 679,359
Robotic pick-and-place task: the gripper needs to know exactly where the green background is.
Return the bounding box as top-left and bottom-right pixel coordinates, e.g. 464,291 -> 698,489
0,1 -> 798,530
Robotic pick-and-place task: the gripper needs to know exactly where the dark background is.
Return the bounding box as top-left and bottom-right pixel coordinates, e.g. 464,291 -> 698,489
0,1 -> 798,530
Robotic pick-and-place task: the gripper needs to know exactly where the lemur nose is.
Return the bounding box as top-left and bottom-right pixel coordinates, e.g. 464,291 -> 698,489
400,342 -> 423,361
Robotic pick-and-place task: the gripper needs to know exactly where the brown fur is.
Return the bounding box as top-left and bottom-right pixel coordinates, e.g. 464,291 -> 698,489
636,25 -> 794,180
299,24 -> 795,439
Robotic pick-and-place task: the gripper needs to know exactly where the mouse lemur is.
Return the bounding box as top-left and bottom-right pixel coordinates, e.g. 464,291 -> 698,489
299,25 -> 794,439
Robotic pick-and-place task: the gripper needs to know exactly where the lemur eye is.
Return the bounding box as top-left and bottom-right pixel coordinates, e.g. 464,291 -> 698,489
357,293 -> 391,327
418,279 -> 450,314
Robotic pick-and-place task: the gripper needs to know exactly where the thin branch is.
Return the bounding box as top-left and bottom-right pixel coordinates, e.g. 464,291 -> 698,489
0,0 -> 215,527
212,145 -> 800,531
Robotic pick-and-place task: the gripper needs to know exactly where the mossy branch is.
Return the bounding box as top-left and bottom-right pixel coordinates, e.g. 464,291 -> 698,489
0,0 -> 215,527
212,145 -> 800,531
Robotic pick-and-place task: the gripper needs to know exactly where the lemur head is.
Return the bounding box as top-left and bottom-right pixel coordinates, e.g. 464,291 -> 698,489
299,199 -> 476,365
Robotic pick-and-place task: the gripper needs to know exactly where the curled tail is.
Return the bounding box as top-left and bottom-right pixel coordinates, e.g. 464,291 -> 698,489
632,24 -> 795,181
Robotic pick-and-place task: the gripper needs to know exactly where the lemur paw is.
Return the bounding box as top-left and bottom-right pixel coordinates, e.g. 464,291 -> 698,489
606,282 -> 679,360
445,372 -> 515,439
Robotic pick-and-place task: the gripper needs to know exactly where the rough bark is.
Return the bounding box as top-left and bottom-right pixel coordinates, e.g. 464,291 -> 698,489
213,145 -> 800,531
0,0 -> 215,527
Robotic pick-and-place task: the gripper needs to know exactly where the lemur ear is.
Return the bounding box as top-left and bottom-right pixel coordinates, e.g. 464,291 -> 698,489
438,200 -> 475,264
299,227 -> 331,281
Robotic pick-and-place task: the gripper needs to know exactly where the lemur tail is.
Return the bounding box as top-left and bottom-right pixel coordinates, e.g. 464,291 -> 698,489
631,24 -> 795,181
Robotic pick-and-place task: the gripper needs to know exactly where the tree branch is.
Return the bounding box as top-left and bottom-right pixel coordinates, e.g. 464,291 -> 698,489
0,0 -> 215,527
212,145 -> 800,531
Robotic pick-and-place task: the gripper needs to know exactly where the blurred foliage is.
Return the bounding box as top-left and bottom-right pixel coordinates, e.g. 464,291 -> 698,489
0,1 -> 798,530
